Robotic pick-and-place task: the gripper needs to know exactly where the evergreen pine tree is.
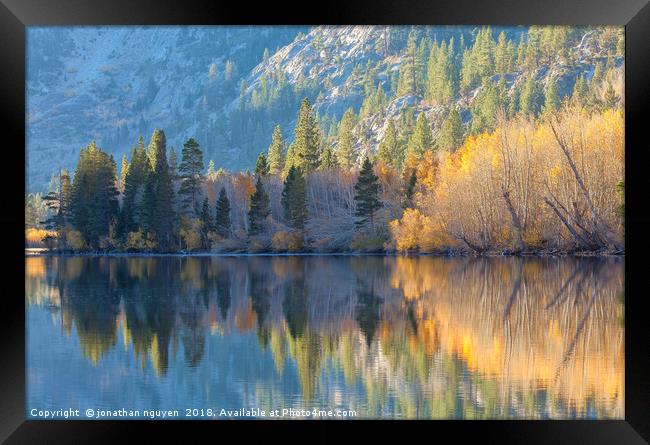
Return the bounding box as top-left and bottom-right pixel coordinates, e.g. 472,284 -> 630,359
141,170 -> 156,234
377,119 -> 403,169
254,152 -> 270,176
248,176 -> 271,235
437,107 -> 464,152
178,137 -> 204,215
337,108 -> 356,169
69,141 -> 119,249
475,27 -> 495,78
293,98 -> 320,173
516,34 -> 526,67
524,28 -> 541,69
283,143 -> 296,176
520,75 -> 544,116
267,124 -> 286,175
214,187 -> 231,238
319,145 -> 337,169
427,40 -> 456,104
397,29 -> 421,97
471,81 -> 500,134
200,197 -> 212,230
544,77 -> 561,113
406,113 -> 433,159
425,43 -> 439,101
199,197 -> 212,247
121,139 -> 150,235
281,165 -> 307,230
495,31 -> 509,74
147,129 -> 176,250
354,157 -> 382,229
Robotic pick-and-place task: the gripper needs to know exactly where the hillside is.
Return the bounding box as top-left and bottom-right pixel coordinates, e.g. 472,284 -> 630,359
238,25 -> 623,164
27,26 -> 304,191
27,25 -> 623,192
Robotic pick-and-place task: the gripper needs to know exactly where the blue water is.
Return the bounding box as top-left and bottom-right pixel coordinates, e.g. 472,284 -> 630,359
26,255 -> 624,419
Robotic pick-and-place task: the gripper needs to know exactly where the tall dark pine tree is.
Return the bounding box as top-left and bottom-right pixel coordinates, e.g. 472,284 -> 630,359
178,137 -> 204,215
145,129 -> 176,250
248,176 -> 271,236
354,157 -> 382,229
293,98 -> 321,173
281,165 -> 307,230
69,141 -> 119,249
214,187 -> 231,238
437,107 -> 464,152
254,152 -> 270,176
199,197 -> 212,248
121,137 -> 149,236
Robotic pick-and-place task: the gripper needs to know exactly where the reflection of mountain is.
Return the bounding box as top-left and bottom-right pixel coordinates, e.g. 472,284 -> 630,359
26,255 -> 624,418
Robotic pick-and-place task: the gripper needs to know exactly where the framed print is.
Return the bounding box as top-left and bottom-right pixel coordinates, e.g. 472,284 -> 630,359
2,0 -> 649,442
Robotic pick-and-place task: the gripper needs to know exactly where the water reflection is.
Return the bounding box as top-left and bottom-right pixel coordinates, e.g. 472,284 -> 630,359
26,256 -> 623,419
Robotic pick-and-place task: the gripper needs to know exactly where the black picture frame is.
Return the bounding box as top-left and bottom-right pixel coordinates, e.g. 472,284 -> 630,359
2,0 -> 649,442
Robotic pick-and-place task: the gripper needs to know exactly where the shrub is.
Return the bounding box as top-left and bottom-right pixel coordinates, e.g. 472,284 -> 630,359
66,229 -> 86,251
272,230 -> 304,252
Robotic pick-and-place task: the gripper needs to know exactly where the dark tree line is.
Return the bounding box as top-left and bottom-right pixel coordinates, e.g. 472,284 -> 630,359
40,100 -> 383,252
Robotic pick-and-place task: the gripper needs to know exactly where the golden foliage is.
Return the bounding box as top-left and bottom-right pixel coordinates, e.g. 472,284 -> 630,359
25,228 -> 56,246
390,208 -> 454,253
394,107 -> 624,251
179,219 -> 203,251
415,149 -> 438,191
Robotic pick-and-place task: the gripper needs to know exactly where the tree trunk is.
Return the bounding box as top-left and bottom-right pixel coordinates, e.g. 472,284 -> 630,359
544,197 -> 591,248
549,121 -> 614,248
502,189 -> 524,251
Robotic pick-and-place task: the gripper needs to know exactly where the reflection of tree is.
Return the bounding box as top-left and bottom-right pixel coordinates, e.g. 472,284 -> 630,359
121,259 -> 176,376
282,277 -> 308,340
27,255 -> 624,419
250,271 -> 271,349
269,326 -> 287,375
216,270 -> 231,321
59,258 -> 120,365
179,294 -> 206,368
355,285 -> 383,346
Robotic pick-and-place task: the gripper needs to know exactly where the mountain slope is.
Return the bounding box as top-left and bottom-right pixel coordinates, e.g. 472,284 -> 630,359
27,25 -> 623,192
27,26 -> 304,191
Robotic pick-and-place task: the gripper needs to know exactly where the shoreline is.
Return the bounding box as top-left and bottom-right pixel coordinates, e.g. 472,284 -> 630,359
25,249 -> 625,258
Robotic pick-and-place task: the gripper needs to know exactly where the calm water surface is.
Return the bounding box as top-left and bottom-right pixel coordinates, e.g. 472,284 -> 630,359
26,256 -> 624,419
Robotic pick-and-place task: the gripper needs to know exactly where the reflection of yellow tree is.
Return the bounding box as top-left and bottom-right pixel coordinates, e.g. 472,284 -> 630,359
384,256 -> 624,418
26,256 -> 623,418
287,333 -> 322,403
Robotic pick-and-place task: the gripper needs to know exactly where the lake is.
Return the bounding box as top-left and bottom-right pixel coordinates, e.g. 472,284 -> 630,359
25,255 -> 624,419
